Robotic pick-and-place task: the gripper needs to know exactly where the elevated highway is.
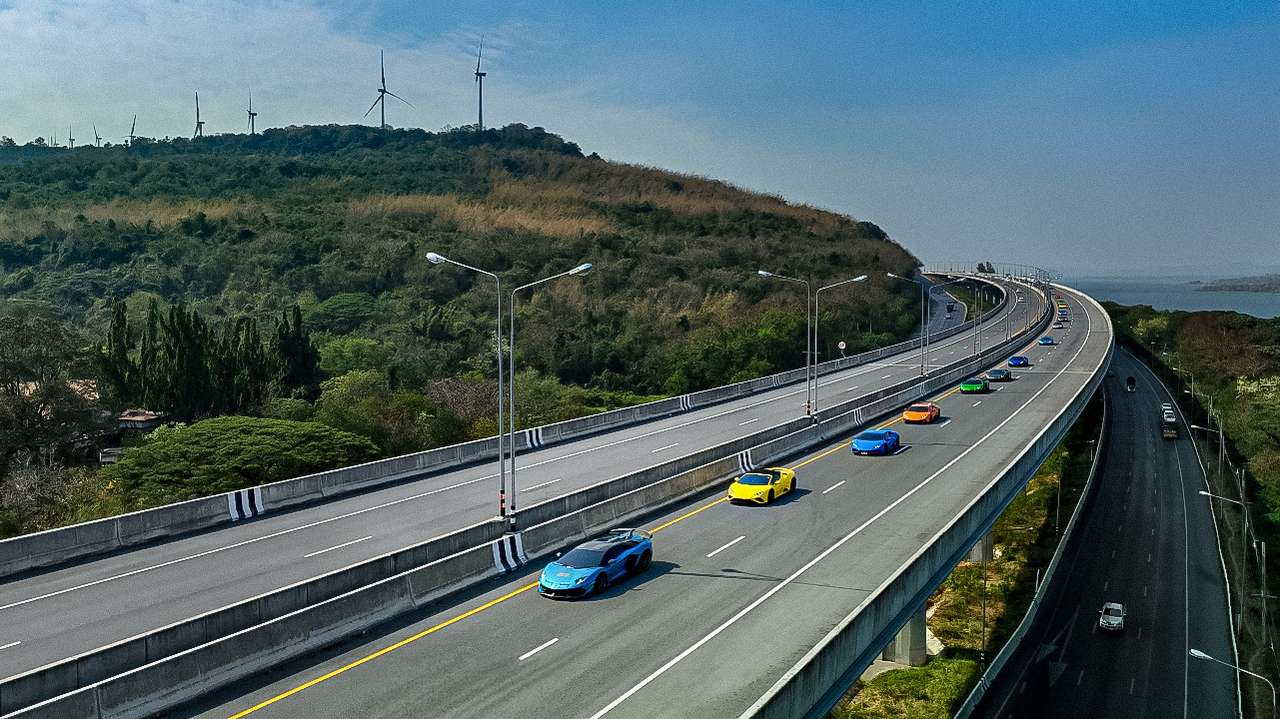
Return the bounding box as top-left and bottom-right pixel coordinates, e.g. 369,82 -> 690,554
1,275 -> 1042,691
170,283 -> 1111,719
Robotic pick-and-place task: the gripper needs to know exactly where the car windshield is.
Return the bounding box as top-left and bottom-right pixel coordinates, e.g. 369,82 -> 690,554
908,405 -> 930,412
1104,607 -> 1123,617
858,431 -> 886,441
736,473 -> 772,486
559,548 -> 606,568
965,378 -> 983,384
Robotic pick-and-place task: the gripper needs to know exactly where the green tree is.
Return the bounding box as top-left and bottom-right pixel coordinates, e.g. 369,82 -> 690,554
272,305 -> 321,400
101,416 -> 379,504
0,316 -> 99,473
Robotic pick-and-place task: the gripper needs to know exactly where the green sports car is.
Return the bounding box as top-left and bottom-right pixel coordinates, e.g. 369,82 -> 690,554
959,377 -> 990,393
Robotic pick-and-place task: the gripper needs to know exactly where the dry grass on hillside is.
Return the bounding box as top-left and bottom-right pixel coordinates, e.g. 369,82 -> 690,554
347,192 -> 615,239
0,199 -> 263,240
493,152 -> 854,238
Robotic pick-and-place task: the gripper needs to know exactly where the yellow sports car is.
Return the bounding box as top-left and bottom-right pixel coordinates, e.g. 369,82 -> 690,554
902,402 -> 941,423
727,467 -> 796,504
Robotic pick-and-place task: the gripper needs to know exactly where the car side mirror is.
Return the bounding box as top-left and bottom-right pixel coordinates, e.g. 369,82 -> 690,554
556,552 -> 562,558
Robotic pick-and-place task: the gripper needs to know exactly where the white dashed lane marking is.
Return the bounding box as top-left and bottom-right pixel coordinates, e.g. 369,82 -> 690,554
521,479 -> 561,492
822,481 -> 846,495
519,638 -> 559,661
304,536 -> 373,558
706,536 -> 746,558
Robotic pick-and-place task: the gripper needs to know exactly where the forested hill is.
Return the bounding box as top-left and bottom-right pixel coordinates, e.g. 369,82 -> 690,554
0,122 -> 919,396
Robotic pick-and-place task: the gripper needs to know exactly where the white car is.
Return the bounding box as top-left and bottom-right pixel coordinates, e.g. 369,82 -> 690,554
1161,403 -> 1173,412
1099,602 -> 1126,632
1052,321 -> 1064,329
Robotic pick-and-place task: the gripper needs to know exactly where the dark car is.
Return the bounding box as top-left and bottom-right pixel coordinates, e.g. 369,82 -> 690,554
984,368 -> 1011,382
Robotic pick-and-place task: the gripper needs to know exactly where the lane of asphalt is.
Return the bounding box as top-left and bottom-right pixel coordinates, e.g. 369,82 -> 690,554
0,279 -> 1048,679
972,349 -> 1234,718
174,285 -> 1101,719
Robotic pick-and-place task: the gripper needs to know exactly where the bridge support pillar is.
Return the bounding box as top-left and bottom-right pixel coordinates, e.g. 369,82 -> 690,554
881,605 -> 928,666
967,529 -> 994,563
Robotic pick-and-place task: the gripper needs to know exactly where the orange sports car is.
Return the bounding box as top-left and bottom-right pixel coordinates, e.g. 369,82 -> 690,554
902,402 -> 941,423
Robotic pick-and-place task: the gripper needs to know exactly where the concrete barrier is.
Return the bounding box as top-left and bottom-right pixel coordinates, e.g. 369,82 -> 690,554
5,279 -> 1044,719
953,367 -> 1111,717
739,291 -> 1107,719
0,518 -> 506,717
0,274 -> 1014,580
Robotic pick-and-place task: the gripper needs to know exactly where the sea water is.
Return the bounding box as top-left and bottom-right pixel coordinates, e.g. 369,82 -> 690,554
1062,276 -> 1280,319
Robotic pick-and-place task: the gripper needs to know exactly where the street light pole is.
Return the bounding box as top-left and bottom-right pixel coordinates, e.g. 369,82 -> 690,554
507,263 -> 592,527
813,275 -> 867,416
1190,648 -> 1275,718
759,270 -> 814,414
426,251 -> 507,520
1201,487 -> 1249,638
887,272 -> 926,375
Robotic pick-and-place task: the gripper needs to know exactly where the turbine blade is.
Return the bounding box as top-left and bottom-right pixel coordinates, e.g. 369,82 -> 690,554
384,91 -> 413,108
380,49 -> 386,86
363,95 -> 383,118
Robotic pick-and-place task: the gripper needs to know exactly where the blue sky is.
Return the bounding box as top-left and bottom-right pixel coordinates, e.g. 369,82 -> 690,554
2,0 -> 1277,277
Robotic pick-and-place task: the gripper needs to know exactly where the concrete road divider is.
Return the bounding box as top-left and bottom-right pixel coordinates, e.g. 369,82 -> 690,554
4,278 -> 1039,718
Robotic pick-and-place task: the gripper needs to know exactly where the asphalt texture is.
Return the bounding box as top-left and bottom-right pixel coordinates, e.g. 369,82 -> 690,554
171,285 -> 1109,719
0,279 -> 1049,680
971,348 -> 1236,719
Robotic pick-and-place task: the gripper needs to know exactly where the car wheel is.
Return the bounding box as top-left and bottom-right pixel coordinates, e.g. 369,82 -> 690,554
767,490 -> 774,502
637,550 -> 652,572
790,478 -> 797,493
593,574 -> 607,596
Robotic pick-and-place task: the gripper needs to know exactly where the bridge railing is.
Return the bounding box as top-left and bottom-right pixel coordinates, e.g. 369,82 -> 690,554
3,279 -> 1045,719
0,276 -> 1011,579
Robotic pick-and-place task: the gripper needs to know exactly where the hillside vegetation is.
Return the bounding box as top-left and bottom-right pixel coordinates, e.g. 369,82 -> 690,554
0,124 -> 920,535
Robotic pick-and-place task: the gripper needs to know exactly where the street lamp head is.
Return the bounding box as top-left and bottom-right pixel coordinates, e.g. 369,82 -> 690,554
569,262 -> 593,276
886,272 -> 899,279
426,252 -> 447,264
1189,648 -> 1211,660
852,275 -> 868,282
758,270 -> 774,277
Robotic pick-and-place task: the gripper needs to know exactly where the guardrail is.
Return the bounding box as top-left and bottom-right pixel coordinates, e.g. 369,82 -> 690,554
952,367 -> 1110,717
739,287 -> 1110,719
0,277 -> 1011,579
5,281 -> 1043,719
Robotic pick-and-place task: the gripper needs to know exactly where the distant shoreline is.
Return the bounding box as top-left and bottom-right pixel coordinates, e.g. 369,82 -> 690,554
1065,276 -> 1280,318
1191,274 -> 1280,294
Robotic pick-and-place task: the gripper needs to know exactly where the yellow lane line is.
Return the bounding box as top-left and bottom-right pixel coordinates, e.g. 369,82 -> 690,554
228,580 -> 541,718
229,362 -> 1000,717
231,499 -> 731,717
649,497 -> 728,532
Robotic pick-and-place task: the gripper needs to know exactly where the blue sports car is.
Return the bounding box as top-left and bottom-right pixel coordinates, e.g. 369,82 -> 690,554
539,528 -> 653,598
851,429 -> 901,456
1008,355 -> 1030,367
1038,336 -> 1055,345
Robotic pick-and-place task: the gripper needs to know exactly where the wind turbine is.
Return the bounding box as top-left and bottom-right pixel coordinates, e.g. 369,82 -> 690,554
474,37 -> 486,131
93,124 -> 102,147
363,49 -> 413,129
247,92 -> 257,135
193,92 -> 205,138
124,115 -> 136,146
